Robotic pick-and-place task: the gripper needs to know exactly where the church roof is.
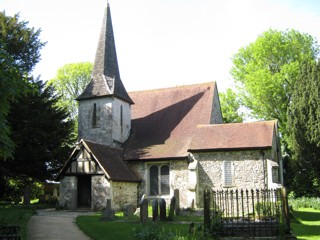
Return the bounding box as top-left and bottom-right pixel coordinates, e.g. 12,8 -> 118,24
83,140 -> 140,182
189,120 -> 277,151
77,4 -> 133,104
124,82 -> 219,160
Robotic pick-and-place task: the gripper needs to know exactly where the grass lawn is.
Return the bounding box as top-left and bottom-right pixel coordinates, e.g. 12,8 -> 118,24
291,208 -> 320,240
0,205 -> 35,240
76,213 -> 204,240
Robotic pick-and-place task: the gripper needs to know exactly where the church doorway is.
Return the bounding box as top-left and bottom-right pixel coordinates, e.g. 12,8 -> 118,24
77,175 -> 91,208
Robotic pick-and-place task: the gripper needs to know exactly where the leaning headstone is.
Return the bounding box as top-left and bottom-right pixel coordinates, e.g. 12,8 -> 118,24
101,199 -> 115,221
168,196 -> 176,220
159,198 -> 166,221
123,203 -> 136,217
174,189 -> 180,215
152,199 -> 158,222
140,198 -> 148,223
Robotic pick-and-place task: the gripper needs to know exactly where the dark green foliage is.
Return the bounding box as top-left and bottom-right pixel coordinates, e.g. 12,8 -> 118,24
0,11 -> 45,158
0,81 -> 74,200
287,60 -> 320,197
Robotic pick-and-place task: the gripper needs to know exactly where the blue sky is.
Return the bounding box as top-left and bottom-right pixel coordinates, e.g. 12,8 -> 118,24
1,0 -> 320,92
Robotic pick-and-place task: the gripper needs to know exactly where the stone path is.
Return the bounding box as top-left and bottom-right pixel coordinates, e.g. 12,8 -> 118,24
27,209 -> 95,240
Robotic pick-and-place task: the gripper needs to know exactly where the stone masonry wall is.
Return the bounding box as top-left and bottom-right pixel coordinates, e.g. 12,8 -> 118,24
111,98 -> 131,144
129,160 -> 191,209
78,98 -> 113,145
59,176 -> 77,210
92,175 -> 111,210
171,160 -> 190,208
111,182 -> 138,210
194,150 -> 271,207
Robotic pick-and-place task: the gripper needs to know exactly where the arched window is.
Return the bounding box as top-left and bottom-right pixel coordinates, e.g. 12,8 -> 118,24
149,166 -> 159,196
160,165 -> 170,195
149,164 -> 170,196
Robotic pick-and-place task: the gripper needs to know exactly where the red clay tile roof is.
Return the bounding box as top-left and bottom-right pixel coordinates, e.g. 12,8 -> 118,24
189,121 -> 276,151
83,140 -> 140,182
124,82 -> 219,160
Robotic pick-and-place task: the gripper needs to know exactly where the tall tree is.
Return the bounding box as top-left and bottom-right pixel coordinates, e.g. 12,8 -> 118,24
287,60 -> 320,196
231,29 -> 319,133
47,62 -> 93,120
0,81 -> 74,201
219,88 -> 244,123
0,11 -> 45,158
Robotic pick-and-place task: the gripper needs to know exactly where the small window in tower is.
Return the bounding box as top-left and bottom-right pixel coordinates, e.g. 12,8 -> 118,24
92,103 -> 97,128
120,105 -> 123,128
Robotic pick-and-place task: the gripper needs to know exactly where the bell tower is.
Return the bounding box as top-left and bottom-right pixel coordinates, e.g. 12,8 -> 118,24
76,3 -> 133,147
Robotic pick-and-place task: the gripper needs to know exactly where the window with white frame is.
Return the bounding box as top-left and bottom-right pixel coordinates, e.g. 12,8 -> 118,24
149,164 -> 170,196
223,160 -> 234,186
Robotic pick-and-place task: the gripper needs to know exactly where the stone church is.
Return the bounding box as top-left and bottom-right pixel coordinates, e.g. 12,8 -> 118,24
58,4 -> 283,210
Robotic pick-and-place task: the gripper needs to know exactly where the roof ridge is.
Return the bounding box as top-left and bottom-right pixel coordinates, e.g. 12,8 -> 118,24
129,81 -> 216,94
196,120 -> 277,128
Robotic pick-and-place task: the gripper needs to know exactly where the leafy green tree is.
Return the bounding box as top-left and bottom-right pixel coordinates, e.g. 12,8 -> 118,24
47,62 -> 93,120
0,81 -> 74,202
0,11 -> 45,158
287,60 -> 320,196
231,29 -> 319,132
219,88 -> 244,123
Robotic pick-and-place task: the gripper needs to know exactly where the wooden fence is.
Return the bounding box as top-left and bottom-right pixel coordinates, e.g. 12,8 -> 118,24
204,188 -> 290,238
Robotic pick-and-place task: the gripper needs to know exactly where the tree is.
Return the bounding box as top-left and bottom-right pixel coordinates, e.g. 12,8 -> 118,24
47,62 -> 93,120
0,81 -> 74,202
287,60 -> 320,196
231,29 -> 319,133
219,88 -> 244,123
0,11 -> 45,158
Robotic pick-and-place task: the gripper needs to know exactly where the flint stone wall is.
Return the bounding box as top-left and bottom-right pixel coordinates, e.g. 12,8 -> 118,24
92,175 -> 110,210
59,176 -> 77,210
129,160 -> 191,208
194,150 -> 271,207
112,181 -> 138,210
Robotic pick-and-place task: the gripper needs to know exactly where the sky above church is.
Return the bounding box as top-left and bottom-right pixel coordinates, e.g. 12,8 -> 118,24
1,0 -> 320,92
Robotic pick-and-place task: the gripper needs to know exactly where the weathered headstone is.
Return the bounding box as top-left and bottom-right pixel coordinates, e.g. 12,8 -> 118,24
152,199 -> 158,222
159,198 -> 166,221
124,203 -> 136,217
101,199 -> 115,221
140,198 -> 148,223
174,189 -> 180,215
168,196 -> 176,220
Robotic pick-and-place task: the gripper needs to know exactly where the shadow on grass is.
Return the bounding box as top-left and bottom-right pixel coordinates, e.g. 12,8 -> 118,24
291,209 -> 320,239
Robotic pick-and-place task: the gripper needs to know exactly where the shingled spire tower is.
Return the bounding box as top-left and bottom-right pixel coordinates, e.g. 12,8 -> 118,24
77,3 -> 133,146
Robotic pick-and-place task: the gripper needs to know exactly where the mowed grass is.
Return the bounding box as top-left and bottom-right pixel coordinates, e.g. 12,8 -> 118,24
76,213 -> 201,240
0,205 -> 35,240
291,208 -> 320,240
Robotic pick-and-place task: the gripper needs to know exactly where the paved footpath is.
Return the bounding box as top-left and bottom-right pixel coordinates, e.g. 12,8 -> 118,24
27,209 -> 95,240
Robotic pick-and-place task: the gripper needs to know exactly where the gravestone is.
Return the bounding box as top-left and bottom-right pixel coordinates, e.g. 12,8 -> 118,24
174,189 -> 180,215
123,203 -> 136,217
101,199 -> 115,221
159,198 -> 166,221
168,196 -> 176,220
140,198 -> 148,223
152,199 -> 158,222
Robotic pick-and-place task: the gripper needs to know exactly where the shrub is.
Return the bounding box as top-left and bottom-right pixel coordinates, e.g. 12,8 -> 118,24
289,196 -> 320,210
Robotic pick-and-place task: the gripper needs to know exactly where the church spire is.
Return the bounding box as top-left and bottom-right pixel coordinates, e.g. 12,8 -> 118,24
77,3 -> 133,104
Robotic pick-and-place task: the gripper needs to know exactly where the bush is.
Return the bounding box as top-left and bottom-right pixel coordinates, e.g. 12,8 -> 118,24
289,196 -> 320,210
